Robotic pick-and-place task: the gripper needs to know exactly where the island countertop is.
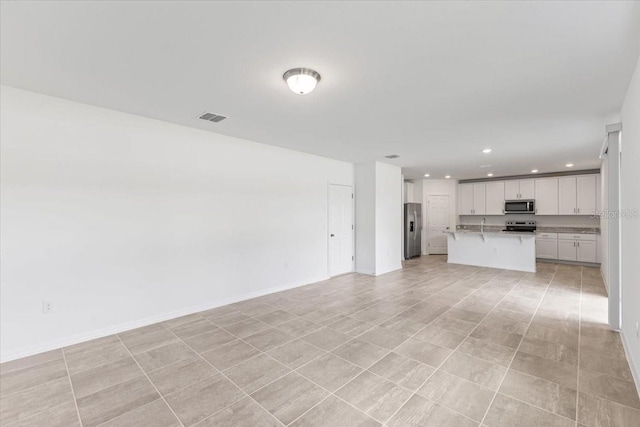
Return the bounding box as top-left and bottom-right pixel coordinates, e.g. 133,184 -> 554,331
446,229 -> 536,238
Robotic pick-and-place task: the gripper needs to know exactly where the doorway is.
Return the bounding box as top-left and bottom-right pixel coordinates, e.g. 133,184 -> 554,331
328,184 -> 354,277
426,194 -> 450,255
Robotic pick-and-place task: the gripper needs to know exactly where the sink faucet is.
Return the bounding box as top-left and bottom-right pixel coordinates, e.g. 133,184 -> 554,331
481,217 -> 486,234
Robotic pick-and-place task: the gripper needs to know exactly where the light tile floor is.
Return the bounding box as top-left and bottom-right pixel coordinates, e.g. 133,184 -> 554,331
1,256 -> 639,426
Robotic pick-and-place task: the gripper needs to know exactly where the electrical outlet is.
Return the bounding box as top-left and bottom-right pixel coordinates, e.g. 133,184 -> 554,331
42,300 -> 53,314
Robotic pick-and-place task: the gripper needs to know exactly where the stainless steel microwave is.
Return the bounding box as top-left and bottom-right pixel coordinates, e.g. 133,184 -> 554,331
504,199 -> 535,214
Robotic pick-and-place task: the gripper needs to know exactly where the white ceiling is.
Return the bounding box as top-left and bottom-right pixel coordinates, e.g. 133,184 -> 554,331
2,1 -> 639,180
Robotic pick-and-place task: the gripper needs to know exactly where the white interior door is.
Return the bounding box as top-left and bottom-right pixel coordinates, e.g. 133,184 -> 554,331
427,195 -> 450,254
328,184 -> 354,277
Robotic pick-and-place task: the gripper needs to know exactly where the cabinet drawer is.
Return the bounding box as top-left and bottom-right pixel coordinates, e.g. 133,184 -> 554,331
536,232 -> 557,239
558,233 -> 596,241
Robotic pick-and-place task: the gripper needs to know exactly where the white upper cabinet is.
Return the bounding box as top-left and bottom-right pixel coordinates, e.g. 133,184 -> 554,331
404,182 -> 415,203
459,173 -> 598,217
472,183 -> 486,215
519,180 -> 535,199
504,179 -> 534,200
558,175 -> 597,215
504,181 -> 520,200
534,178 -> 558,215
559,177 -> 578,214
577,175 -> 596,216
485,181 -> 505,215
458,183 -> 486,215
458,183 -> 474,215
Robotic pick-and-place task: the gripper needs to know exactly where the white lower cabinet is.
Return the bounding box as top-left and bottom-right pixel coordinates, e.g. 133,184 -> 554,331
557,233 -> 597,263
536,232 -> 598,263
536,238 -> 558,259
577,240 -> 597,263
558,239 -> 577,261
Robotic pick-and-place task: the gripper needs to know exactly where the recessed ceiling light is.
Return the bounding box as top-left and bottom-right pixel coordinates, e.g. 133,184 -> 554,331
487,173 -> 494,177
424,174 -> 430,178
482,148 -> 492,154
565,163 -> 574,167
283,68 -> 321,95
531,169 -> 539,173
445,175 -> 451,179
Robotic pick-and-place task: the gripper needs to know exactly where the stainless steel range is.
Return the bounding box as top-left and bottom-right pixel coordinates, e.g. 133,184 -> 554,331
503,220 -> 536,233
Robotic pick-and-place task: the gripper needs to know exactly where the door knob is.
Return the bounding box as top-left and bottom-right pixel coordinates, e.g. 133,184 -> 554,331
330,234 -> 335,237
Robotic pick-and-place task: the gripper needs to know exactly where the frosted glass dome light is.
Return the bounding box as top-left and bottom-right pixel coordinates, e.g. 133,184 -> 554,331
283,68 -> 321,95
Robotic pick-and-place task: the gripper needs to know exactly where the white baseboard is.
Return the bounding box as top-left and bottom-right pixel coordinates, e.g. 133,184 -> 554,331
0,275 -> 329,363
620,329 -> 640,398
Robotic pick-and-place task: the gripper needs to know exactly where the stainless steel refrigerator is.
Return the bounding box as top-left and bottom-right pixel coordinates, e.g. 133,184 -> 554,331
404,203 -> 422,259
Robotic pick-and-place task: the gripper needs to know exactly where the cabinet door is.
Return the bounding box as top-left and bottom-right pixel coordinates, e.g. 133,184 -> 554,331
558,239 -> 577,261
458,184 -> 474,215
534,178 -> 558,215
558,177 -> 577,215
485,181 -> 505,215
404,182 -> 414,203
519,180 -> 535,199
577,240 -> 597,263
536,239 -> 558,259
577,175 -> 596,216
472,183 -> 486,215
504,181 -> 520,200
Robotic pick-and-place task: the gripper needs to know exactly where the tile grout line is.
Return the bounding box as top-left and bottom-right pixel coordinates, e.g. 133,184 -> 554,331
287,267 -> 498,425
477,264 -> 560,426
113,335 -> 187,427
161,323 -> 287,427
3,262 -> 625,427
61,348 -> 84,427
381,269 -> 532,425
194,318 -> 390,426
205,265 -> 522,425
210,269 -> 488,426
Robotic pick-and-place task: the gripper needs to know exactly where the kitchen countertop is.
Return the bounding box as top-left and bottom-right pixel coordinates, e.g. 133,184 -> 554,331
536,226 -> 600,234
455,225 -> 600,235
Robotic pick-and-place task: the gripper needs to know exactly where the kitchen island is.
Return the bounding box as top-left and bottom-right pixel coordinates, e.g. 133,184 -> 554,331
446,227 -> 536,272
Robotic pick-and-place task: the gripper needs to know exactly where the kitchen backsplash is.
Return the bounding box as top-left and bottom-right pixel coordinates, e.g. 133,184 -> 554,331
458,214 -> 600,228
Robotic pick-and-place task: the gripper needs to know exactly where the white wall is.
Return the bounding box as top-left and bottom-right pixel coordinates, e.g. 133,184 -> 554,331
355,161 -> 402,275
355,162 -> 376,274
0,86 -> 354,361
620,56 -> 640,392
600,158 -> 609,290
420,179 -> 457,254
375,162 -> 403,275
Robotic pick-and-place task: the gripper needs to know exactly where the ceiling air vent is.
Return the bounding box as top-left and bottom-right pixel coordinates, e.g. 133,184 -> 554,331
385,154 -> 400,159
198,112 -> 227,123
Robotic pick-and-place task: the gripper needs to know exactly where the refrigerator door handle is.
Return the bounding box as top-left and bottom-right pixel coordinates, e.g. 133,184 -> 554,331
414,210 -> 418,240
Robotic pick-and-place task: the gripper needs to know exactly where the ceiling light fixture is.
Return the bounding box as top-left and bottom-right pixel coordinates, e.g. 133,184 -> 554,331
283,68 -> 321,95
482,148 -> 492,154
531,169 -> 539,173
565,163 -> 574,167
424,174 -> 430,178
445,175 -> 451,179
487,173 -> 494,177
